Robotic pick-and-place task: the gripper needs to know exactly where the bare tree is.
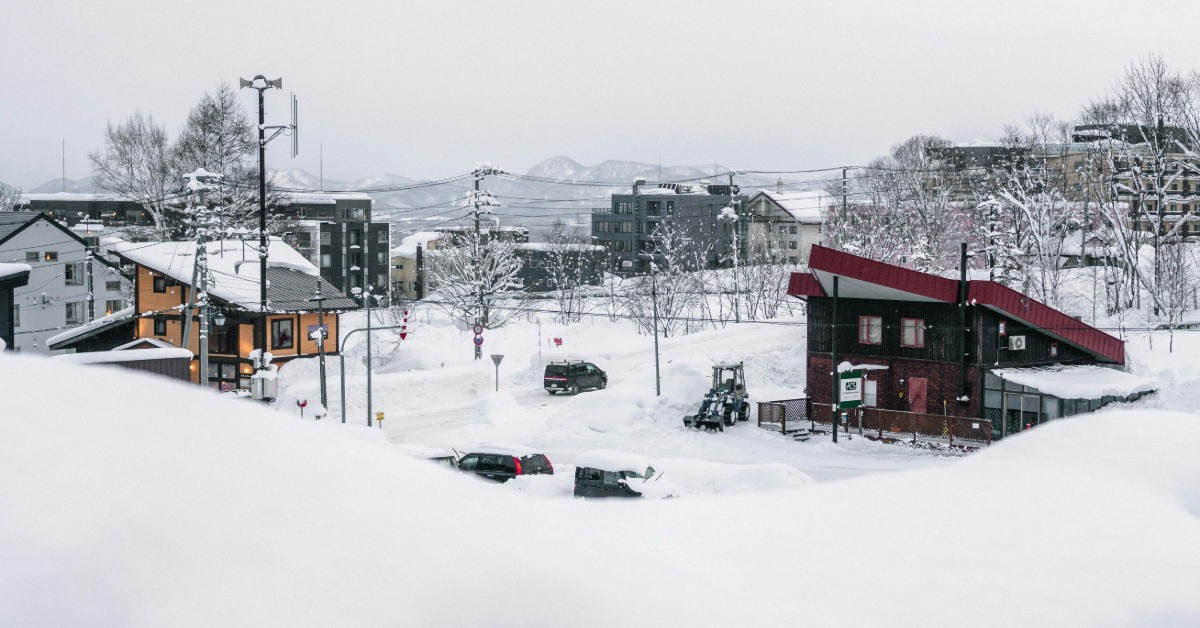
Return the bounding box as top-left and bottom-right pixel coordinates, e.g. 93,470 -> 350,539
89,112 -> 175,239
0,182 -> 22,211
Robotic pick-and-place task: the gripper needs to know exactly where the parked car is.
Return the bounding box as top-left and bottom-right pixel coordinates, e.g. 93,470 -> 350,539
428,455 -> 458,468
544,360 -> 607,395
573,450 -> 675,498
456,445 -> 554,483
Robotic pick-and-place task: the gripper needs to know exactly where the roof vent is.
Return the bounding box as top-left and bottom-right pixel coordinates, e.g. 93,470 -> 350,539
777,178 -> 784,194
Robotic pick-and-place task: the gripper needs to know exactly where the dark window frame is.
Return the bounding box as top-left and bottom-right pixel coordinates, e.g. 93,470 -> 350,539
271,318 -> 294,349
153,275 -> 166,293
153,316 -> 167,336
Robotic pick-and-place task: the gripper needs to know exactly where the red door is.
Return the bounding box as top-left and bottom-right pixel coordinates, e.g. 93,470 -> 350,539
909,378 -> 928,414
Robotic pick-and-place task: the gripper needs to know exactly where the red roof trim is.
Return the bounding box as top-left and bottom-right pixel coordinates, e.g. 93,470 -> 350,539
807,245 -> 959,303
967,281 -> 1124,365
787,272 -> 825,298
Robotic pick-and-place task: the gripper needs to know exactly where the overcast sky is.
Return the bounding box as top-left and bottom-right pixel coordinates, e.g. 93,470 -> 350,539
5,0 -> 1200,189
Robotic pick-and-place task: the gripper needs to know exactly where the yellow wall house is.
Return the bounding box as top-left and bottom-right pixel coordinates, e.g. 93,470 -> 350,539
112,238 -> 360,390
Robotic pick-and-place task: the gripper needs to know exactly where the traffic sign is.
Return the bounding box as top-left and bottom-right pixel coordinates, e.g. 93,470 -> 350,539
491,354 -> 504,366
473,323 -> 484,335
473,335 -> 484,346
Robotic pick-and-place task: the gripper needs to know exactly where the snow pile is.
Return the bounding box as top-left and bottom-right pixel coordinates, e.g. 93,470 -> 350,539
3,351 -> 1199,626
993,364 -> 1156,399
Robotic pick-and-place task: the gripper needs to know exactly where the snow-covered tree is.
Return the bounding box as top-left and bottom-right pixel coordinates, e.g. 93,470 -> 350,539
542,219 -> 595,324
0,182 -> 22,211
88,112 -> 175,240
425,230 -> 526,328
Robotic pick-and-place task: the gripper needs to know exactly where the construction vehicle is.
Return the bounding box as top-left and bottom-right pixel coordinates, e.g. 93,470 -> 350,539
683,362 -> 750,431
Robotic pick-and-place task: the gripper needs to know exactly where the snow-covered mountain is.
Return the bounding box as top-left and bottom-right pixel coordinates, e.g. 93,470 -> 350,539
25,158 -> 780,238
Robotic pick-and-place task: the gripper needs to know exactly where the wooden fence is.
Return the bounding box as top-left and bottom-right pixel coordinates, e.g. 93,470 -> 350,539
812,404 -> 991,446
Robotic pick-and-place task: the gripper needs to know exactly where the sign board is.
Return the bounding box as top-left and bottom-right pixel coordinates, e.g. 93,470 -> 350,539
473,335 -> 484,346
307,324 -> 328,341
376,412 -> 385,421
839,370 -> 862,409
473,324 -> 484,335
553,337 -> 562,347
491,354 -> 504,366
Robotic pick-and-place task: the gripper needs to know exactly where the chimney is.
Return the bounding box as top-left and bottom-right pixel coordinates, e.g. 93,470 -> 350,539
633,177 -> 646,196
777,178 -> 784,195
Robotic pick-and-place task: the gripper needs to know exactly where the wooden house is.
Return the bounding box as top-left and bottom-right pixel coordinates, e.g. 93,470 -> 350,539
789,245 -> 1154,441
111,238 -> 359,390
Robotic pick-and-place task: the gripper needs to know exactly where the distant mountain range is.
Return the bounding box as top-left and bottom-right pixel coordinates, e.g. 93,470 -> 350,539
17,157 -> 784,236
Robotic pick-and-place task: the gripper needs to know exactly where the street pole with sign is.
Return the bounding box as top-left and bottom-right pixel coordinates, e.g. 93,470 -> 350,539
491,354 -> 504,391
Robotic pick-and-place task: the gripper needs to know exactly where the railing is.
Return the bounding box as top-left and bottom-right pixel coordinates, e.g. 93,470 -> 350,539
812,405 -> 991,447
757,398 -> 812,435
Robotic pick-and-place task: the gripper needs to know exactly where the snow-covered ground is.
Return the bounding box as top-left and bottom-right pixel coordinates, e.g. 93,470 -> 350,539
277,310 -> 961,487
3,304 -> 1200,626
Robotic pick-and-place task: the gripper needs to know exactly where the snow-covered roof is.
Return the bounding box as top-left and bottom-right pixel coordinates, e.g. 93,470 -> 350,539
111,238 -> 354,312
573,450 -> 655,475
0,262 -> 31,281
752,190 -> 831,223
515,243 -> 606,252
53,346 -> 194,364
392,232 -> 442,259
20,192 -> 130,203
113,338 -> 178,350
993,365 -> 1156,400
281,192 -> 373,205
46,306 -> 136,349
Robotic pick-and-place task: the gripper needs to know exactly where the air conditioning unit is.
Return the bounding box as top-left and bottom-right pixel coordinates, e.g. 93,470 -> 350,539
1008,335 -> 1027,351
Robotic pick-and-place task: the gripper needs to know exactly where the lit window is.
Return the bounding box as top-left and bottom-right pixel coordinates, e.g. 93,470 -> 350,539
44,251 -> 58,261
901,318 -> 925,348
271,319 -> 294,349
858,316 -> 882,345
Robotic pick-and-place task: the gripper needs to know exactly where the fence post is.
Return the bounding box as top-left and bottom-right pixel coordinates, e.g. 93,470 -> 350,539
949,418 -> 954,448
911,414 -> 917,444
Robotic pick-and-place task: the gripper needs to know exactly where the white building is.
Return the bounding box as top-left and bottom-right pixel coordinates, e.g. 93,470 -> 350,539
742,187 -> 829,264
0,212 -> 131,353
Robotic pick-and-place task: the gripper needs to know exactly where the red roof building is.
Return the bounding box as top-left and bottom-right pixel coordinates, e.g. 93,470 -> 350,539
790,245 -> 1150,440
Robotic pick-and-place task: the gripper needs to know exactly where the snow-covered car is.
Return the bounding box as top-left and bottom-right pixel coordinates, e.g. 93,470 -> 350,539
573,450 -> 677,498
456,445 -> 553,483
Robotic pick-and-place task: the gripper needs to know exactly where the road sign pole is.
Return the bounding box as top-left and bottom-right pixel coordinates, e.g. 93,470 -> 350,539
491,354 -> 504,392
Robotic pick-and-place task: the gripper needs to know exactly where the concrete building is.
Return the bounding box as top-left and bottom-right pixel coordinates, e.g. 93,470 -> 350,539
276,192 -> 390,306
0,212 -> 131,353
592,181 -> 748,273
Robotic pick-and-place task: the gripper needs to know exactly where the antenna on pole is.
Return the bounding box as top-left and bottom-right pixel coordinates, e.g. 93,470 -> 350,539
291,93 -> 299,158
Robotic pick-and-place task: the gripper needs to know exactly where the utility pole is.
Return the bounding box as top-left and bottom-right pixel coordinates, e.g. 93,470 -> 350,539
841,166 -> 849,248
831,275 -> 839,444
727,170 -> 744,323
85,247 -> 95,323
364,284 -> 374,427
239,75 -> 293,372
184,169 -> 222,387
310,284 -> 329,411
470,164 -> 501,354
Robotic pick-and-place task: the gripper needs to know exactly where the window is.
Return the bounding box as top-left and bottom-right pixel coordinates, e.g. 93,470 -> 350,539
1049,342 -> 1059,357
378,273 -> 388,287
901,318 -> 925,348
106,280 -> 122,292
377,252 -> 386,264
788,256 -> 798,264
779,225 -> 787,233
788,241 -> 797,250
320,231 -> 332,246
271,319 -> 294,349
44,251 -> 58,261
614,201 -> 632,214
320,253 -> 332,267
25,251 -> 38,262
350,208 -> 366,220
789,225 -> 798,234
295,232 -> 313,248
153,275 -> 166,293
154,316 -> 167,336
349,230 -> 362,246
105,299 -> 124,315
12,304 -> 19,328
377,229 -> 388,244
998,321 -> 1007,336
858,316 -> 882,345
64,262 -> 84,286
65,301 -> 83,325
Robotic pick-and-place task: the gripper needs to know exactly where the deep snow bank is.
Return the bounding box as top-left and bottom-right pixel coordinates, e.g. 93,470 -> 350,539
2,354 -> 1199,627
